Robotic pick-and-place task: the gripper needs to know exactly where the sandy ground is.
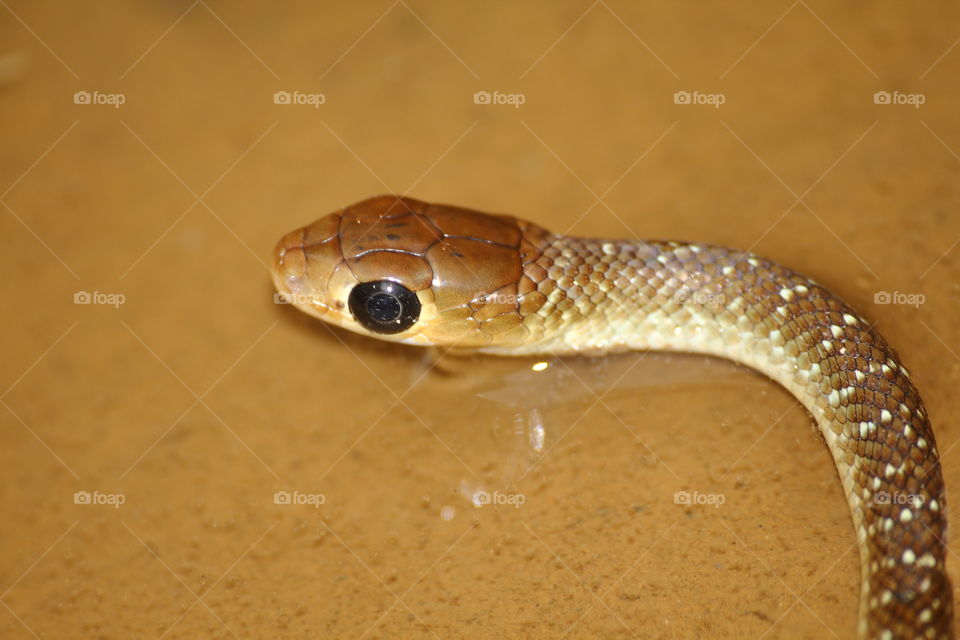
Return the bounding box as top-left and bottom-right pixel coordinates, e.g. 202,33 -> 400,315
2,1 -> 960,638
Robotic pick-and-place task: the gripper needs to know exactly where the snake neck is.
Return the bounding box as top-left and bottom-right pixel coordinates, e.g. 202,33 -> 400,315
511,233 -> 953,639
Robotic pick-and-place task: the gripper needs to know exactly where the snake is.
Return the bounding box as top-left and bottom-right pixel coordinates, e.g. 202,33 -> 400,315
271,195 -> 953,639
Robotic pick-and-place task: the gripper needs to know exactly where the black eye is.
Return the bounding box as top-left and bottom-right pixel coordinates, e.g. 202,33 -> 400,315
348,280 -> 421,334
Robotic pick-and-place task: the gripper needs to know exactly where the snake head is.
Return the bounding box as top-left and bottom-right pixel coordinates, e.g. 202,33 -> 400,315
272,195 -> 552,348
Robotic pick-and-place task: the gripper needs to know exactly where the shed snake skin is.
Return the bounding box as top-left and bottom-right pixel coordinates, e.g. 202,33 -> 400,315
272,195 -> 953,639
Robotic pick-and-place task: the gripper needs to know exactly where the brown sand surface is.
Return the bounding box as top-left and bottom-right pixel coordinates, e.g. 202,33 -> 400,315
2,2 -> 959,638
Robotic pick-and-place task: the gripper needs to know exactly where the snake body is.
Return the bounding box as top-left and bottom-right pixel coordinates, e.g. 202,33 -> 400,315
272,195 -> 953,639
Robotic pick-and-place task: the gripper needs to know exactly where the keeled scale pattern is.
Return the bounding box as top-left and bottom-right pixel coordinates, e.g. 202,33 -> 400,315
513,232 -> 953,639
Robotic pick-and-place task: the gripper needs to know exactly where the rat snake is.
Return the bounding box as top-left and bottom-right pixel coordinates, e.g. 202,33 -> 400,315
272,195 -> 953,639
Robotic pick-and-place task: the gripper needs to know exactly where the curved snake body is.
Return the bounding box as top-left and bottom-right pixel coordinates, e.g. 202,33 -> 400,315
272,195 -> 953,639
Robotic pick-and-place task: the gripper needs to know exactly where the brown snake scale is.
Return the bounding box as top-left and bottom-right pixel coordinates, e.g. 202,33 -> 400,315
272,195 -> 954,639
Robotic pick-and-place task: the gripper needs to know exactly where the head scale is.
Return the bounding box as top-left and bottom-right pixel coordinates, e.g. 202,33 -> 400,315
272,195 -> 552,348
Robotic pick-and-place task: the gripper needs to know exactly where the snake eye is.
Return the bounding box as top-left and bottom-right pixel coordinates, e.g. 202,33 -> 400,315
348,280 -> 421,334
